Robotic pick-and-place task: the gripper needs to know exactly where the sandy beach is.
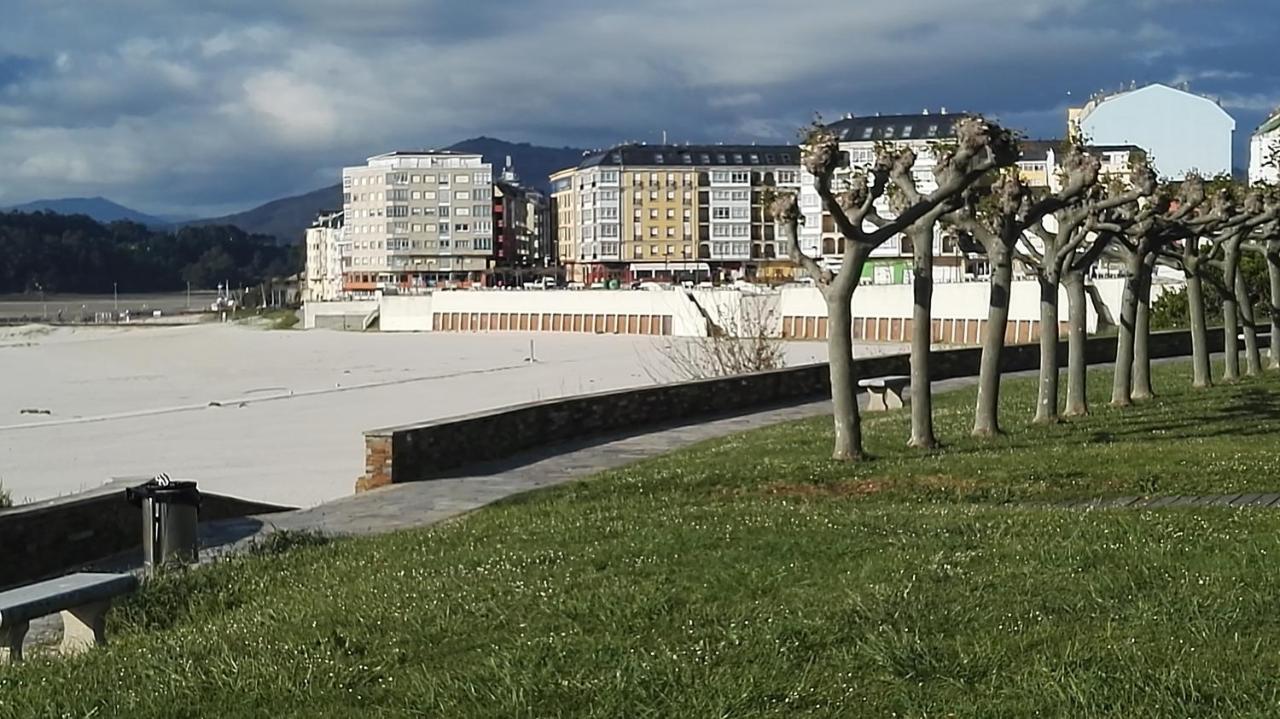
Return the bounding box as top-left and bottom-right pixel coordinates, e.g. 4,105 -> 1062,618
0,323 -> 874,507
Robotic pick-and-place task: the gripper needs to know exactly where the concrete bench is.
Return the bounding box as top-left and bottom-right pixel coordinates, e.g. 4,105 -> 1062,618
859,375 -> 911,412
0,572 -> 138,662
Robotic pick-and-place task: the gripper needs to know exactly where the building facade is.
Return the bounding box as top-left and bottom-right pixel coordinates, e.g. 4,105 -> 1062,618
341,151 -> 494,292
303,210 -> 347,302
1250,111 -> 1280,185
551,144 -> 801,284
799,112 -> 978,283
1070,83 -> 1235,179
491,158 -> 553,284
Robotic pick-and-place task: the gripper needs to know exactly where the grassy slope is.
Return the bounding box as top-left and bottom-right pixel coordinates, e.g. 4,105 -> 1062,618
4,362 -> 1280,717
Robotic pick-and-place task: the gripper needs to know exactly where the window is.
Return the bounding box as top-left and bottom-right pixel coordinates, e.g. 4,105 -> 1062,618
439,206 -> 450,217
649,191 -> 658,200
666,209 -> 675,219
454,223 -> 470,232
731,206 -> 749,219
454,190 -> 470,200
655,154 -> 665,164
731,189 -> 749,201
712,207 -> 731,219
439,223 -> 450,235
634,247 -> 644,259
411,175 -> 421,183
666,191 -> 675,200
733,154 -> 743,163
473,188 -> 491,200
649,208 -> 658,219
666,227 -> 675,237
649,227 -> 658,237
412,224 -> 422,232
423,191 -> 436,200
633,208 -> 642,219
473,205 -> 488,217
456,175 -> 470,184
777,170 -> 799,184
862,127 -> 874,139
731,171 -> 749,183
456,207 -> 471,217
475,220 -> 492,233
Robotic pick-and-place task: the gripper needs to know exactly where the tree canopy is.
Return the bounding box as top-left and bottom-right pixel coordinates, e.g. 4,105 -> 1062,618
0,211 -> 299,293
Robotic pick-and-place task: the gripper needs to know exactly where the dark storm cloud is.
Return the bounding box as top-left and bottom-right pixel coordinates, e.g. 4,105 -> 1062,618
0,0 -> 1275,215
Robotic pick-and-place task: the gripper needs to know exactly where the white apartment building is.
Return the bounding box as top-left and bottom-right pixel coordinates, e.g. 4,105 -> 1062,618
342,151 -> 493,292
303,210 -> 347,302
799,112 -> 975,284
1250,112 -> 1280,185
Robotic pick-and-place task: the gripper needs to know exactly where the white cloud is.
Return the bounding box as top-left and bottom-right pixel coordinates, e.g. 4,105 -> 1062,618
0,0 -> 1273,214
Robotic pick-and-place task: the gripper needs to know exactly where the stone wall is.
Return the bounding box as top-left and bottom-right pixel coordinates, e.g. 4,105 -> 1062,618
356,328 -> 1222,492
0,484 -> 291,590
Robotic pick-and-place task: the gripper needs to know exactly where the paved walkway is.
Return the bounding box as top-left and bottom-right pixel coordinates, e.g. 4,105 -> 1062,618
198,399 -> 835,553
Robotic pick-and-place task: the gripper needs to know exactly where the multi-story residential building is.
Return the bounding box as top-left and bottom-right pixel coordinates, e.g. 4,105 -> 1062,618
552,144 -> 801,284
1069,82 -> 1235,179
341,151 -> 494,292
1250,111 -> 1280,185
491,158 -> 553,284
549,167 -> 579,282
800,111 -> 978,283
303,210 -> 347,302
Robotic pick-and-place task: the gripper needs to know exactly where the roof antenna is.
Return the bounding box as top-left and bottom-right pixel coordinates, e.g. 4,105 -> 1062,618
662,130 -> 668,145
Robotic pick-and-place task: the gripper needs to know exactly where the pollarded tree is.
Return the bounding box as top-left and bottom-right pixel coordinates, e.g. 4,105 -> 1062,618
1211,187 -> 1274,379
1252,195 -> 1280,369
1166,179 -> 1231,388
942,150 -> 1099,437
1019,154 -> 1153,423
770,118 -> 1016,460
1095,180 -> 1192,405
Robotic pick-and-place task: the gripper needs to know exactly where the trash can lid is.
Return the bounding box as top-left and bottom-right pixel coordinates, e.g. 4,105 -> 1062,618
125,478 -> 201,506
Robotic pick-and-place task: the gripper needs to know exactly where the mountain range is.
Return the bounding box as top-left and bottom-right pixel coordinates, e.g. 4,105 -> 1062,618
5,137 -> 588,243
2,197 -> 192,226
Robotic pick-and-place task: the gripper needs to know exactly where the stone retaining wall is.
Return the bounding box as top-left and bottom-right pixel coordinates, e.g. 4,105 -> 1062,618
357,328 -> 1223,492
0,484 -> 291,590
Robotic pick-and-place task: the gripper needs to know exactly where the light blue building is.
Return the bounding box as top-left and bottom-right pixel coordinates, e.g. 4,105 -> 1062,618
1072,83 -> 1235,179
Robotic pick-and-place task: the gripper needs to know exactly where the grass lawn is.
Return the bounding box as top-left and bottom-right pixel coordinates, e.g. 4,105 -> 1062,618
4,361 -> 1280,717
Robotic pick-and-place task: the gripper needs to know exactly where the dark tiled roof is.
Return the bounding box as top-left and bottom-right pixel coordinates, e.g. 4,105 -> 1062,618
1087,144 -> 1145,154
576,144 -> 799,169
1018,140 -> 1062,162
824,113 -> 975,142
1257,112 -> 1280,136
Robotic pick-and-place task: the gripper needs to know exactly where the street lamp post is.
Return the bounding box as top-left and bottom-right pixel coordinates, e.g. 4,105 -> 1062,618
113,282 -> 118,319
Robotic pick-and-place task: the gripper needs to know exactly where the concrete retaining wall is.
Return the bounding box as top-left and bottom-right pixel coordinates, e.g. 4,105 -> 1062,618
304,299 -> 379,330
356,327 -> 1220,492
0,484 -> 292,590
305,277 -> 1173,343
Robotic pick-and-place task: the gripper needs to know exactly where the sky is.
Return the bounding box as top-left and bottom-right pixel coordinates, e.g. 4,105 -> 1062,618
0,0 -> 1277,217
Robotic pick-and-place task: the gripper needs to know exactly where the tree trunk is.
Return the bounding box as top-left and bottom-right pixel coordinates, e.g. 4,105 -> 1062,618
1110,252 -> 1141,407
1268,249 -> 1280,370
1064,272 -> 1089,417
1185,270 -> 1212,388
973,245 -> 1012,437
826,289 -> 862,461
1237,271 -> 1263,377
1034,274 -> 1061,424
1131,254 -> 1155,401
1222,248 -> 1241,382
908,229 -> 938,449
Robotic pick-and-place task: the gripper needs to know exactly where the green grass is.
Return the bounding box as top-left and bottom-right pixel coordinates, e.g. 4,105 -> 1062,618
5,361 -> 1280,717
232,307 -> 300,330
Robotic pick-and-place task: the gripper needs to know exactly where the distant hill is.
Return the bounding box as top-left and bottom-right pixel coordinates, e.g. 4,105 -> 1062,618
185,137 -> 586,244
3,197 -> 180,227
186,184 -> 341,246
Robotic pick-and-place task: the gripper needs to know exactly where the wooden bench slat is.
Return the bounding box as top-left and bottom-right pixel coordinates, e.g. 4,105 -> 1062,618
0,573 -> 137,628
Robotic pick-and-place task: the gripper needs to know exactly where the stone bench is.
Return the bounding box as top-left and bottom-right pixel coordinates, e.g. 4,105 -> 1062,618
858,375 -> 911,412
0,572 -> 138,662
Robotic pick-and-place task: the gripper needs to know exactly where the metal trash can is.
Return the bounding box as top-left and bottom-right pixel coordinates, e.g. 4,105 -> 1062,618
126,477 -> 200,570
